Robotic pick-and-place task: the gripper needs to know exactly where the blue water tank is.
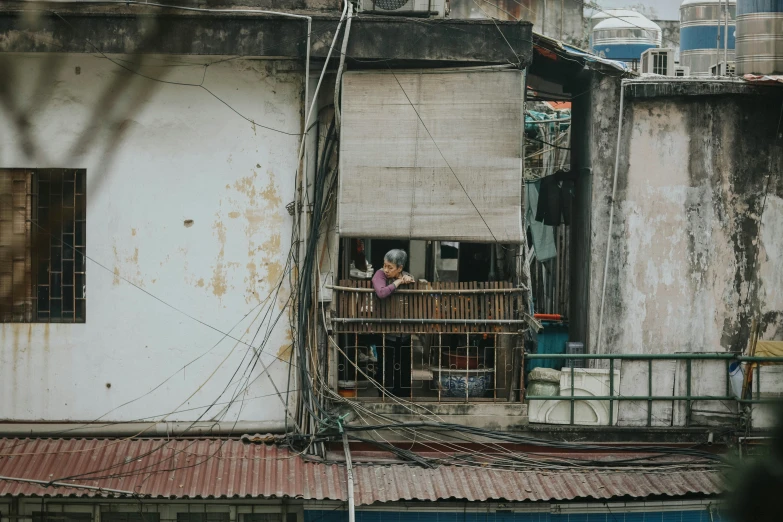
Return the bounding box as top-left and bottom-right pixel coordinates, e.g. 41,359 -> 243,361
736,0 -> 783,74
592,12 -> 662,67
680,0 -> 736,76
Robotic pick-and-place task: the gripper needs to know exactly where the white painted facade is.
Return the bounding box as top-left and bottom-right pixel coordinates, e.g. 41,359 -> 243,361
0,53 -> 304,427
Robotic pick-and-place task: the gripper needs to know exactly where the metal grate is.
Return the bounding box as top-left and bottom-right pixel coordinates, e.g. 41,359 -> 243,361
34,169 -> 87,323
337,333 -> 517,402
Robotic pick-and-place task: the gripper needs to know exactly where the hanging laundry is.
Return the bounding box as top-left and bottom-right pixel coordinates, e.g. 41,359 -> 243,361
535,174 -> 561,226
526,181 -> 557,262
534,170 -> 576,226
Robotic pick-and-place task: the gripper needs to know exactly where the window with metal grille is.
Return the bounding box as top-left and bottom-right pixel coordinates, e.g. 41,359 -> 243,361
653,53 -> 668,76
33,513 -> 92,522
0,168 -> 86,323
102,513 -> 160,522
176,514 -> 230,522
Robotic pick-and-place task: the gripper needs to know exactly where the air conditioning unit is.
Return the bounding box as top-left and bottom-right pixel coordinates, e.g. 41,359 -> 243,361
359,0 -> 446,17
710,61 -> 735,76
674,65 -> 690,77
641,48 -> 675,76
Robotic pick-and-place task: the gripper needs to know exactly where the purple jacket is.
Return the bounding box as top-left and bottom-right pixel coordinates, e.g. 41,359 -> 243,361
371,270 -> 397,299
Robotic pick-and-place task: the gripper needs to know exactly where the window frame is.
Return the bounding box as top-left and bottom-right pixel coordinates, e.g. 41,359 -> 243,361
0,168 -> 86,323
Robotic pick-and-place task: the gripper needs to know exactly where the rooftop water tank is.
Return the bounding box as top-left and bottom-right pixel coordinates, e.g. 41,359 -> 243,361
736,0 -> 783,75
680,0 -> 736,76
589,9 -> 648,48
592,13 -> 662,67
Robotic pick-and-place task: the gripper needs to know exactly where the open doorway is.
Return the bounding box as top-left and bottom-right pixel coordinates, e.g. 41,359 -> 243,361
524,92 -> 578,373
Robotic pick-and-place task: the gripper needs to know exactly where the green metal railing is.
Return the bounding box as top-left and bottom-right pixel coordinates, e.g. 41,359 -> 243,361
524,353 -> 783,427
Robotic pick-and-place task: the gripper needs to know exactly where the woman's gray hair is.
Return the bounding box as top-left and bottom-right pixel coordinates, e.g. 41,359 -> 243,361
384,249 -> 407,268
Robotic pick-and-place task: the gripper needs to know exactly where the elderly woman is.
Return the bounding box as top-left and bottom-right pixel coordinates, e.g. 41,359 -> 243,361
371,249 -> 414,397
372,249 -> 414,298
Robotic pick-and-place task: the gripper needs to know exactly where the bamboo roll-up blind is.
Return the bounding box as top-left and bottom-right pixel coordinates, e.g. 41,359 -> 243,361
338,69 -> 524,243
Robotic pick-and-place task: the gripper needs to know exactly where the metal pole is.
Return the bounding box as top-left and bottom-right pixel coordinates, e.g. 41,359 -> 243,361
570,364 -> 575,425
525,353 -> 739,360
647,359 -> 652,427
609,358 -> 615,426
724,0 -> 729,71
686,359 -> 692,427
341,432 -> 356,522
525,395 -> 738,401
715,0 -> 721,75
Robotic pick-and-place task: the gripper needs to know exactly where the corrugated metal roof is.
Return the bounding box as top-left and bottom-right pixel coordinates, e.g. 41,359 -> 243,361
350,466 -> 724,504
0,438 -> 724,505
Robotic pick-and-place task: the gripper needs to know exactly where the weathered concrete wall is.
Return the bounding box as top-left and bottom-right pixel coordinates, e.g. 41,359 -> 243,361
0,5 -> 533,66
586,78 -> 783,425
450,0 -> 586,48
0,53 -> 302,426
653,20 -> 680,62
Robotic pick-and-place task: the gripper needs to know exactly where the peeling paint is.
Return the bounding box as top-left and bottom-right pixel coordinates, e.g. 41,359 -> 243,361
112,244 -> 121,286
209,217 -> 229,298
276,343 -> 293,359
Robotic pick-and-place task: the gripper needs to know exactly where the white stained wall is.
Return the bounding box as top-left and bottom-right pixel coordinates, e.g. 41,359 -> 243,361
587,85 -> 783,427
0,53 -> 304,425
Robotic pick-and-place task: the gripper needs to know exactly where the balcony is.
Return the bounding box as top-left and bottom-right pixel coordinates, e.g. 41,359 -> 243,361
328,280 -> 527,407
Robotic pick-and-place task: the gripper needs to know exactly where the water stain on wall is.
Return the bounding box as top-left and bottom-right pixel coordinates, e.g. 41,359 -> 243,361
112,245 -> 121,286
276,328 -> 294,358
230,169 -> 286,305
209,217 -> 228,298
111,236 -> 144,287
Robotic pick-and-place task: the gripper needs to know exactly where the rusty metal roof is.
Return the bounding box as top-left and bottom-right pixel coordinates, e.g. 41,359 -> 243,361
0,438 -> 724,505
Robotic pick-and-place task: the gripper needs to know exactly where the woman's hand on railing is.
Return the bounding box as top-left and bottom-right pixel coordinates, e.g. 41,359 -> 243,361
397,275 -> 415,285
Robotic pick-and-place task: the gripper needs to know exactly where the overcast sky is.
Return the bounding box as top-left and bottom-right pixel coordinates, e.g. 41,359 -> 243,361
586,0 -> 683,21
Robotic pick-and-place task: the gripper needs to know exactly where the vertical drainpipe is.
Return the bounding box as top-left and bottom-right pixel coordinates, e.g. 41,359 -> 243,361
724,0 -> 729,72
514,68 -> 530,401
341,430 -> 356,522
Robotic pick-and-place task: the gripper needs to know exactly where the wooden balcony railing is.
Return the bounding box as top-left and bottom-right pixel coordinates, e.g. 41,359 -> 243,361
329,280 -> 525,334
